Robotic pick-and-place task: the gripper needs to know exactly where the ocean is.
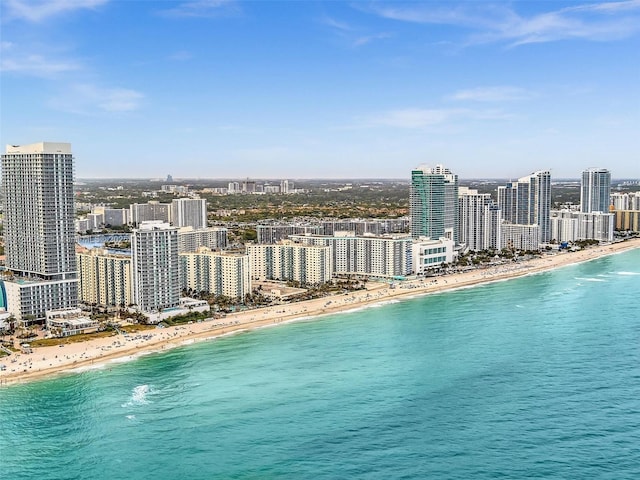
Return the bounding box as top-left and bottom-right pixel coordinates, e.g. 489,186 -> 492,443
1,249 -> 639,479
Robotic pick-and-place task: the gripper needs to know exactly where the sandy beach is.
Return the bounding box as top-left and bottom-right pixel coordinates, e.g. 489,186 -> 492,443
2,238 -> 639,386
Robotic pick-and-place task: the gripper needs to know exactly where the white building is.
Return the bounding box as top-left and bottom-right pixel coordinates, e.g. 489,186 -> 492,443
132,222 -> 180,312
170,198 -> 207,229
550,211 -> 579,243
177,226 -> 228,253
498,170 -> 551,244
180,247 -> 251,299
411,237 -> 456,275
129,201 -> 170,226
247,242 -> 332,285
611,192 -> 640,211
46,308 -> 98,337
458,187 -> 501,251
3,279 -> 79,325
1,142 -> 78,322
290,232 -> 413,279
501,224 -> 541,251
576,212 -> 615,242
550,210 -> 614,242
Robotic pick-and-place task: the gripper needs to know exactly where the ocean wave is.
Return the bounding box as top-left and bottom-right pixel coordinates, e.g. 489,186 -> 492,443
122,384 -> 152,407
616,271 -> 640,276
574,277 -> 606,282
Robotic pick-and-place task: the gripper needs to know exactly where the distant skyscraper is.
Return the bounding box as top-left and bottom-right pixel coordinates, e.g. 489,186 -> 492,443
132,222 -> 180,312
1,142 -> 78,321
581,168 -> 611,213
498,170 -> 551,244
410,165 -> 459,242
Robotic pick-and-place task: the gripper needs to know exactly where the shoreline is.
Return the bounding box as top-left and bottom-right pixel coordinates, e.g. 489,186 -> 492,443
2,238 -> 639,386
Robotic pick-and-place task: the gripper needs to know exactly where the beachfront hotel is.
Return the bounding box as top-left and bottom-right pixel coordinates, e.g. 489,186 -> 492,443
411,237 -> 456,275
410,165 -> 459,243
497,170 -> 551,246
581,168 -> 611,213
77,248 -> 133,308
132,221 -> 180,312
1,142 -> 79,323
246,242 -> 332,285
550,210 -> 615,243
180,247 -> 251,300
290,232 -> 413,279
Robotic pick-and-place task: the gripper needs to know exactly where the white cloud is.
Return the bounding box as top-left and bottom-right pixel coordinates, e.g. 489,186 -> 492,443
159,0 -> 239,18
359,107 -> 513,129
449,86 -> 533,102
3,0 -> 108,22
49,84 -> 144,114
367,108 -> 464,128
1,52 -> 81,76
353,32 -> 392,47
362,0 -> 640,46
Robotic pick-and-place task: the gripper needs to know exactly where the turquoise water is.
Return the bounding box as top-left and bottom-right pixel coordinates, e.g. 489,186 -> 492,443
2,249 -> 640,479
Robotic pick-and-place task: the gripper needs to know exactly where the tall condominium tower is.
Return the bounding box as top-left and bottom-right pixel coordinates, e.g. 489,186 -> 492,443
581,168 -> 611,213
170,198 -> 207,229
1,142 -> 78,321
498,170 -> 551,244
131,221 -> 180,313
410,165 -> 459,243
458,187 -> 501,251
2,142 -> 77,279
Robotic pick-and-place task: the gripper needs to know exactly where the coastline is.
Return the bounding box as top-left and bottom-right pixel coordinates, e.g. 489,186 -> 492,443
2,238 -> 639,386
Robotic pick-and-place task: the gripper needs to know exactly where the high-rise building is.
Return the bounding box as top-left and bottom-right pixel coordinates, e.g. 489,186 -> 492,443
498,170 -> 551,244
410,165 -> 459,242
180,247 -> 251,300
458,187 -> 501,251
290,232 -> 413,279
170,198 -> 207,229
581,168 -> 611,213
1,142 -> 78,322
131,222 -> 180,312
177,226 -> 228,253
247,242 -> 332,285
77,248 -> 132,308
129,201 -> 170,226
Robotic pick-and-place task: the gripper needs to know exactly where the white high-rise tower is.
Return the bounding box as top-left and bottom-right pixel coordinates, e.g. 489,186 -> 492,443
1,142 -> 78,322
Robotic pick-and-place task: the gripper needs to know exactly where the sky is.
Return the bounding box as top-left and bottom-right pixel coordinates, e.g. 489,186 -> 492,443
1,0 -> 639,180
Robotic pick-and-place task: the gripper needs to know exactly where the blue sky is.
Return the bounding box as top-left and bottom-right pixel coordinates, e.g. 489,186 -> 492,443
1,0 -> 639,179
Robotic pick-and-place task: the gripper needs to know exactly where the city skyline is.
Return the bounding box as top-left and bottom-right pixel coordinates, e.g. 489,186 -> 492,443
1,1 -> 639,179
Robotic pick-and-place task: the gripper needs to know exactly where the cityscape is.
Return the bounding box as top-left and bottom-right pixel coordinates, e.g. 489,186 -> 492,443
0,141 -> 638,342
1,1 -> 639,479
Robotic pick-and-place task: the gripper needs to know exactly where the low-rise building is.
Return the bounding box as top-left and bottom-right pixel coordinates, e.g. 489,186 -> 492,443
411,237 -> 456,275
46,308 -> 99,337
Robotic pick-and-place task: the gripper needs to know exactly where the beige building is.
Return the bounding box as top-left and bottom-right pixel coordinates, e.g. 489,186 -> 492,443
247,242 -> 332,285
180,247 -> 251,300
289,232 -> 412,279
615,210 -> 640,232
77,248 -> 132,308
